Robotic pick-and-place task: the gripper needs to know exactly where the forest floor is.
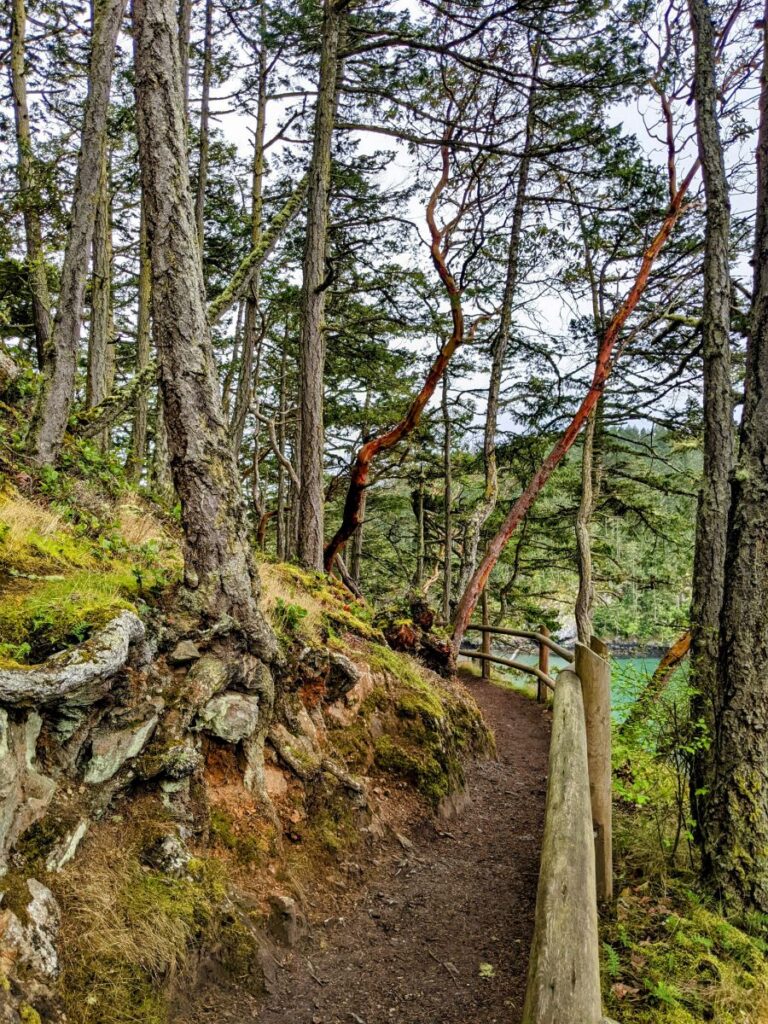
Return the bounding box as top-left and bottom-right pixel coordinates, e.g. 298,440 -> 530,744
178,677 -> 551,1024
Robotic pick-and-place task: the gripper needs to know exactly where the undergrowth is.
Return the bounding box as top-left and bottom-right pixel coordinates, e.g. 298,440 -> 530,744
603,662 -> 768,1024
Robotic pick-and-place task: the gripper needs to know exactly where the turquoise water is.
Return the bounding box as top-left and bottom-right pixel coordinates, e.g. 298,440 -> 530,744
485,653 -> 664,723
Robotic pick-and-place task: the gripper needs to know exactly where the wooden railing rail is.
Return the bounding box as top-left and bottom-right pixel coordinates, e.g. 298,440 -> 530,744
458,648 -> 556,691
463,624 -> 575,662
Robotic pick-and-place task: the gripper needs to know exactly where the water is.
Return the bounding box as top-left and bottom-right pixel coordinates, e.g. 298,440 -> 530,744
480,652 -> 663,724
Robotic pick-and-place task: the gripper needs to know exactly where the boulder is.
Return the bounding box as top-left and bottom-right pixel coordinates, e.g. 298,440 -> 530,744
84,715 -> 159,784
196,693 -> 259,743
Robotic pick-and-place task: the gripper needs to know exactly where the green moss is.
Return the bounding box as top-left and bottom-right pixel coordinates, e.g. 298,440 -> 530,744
209,808 -> 271,866
374,735 -> 452,804
602,853 -> 768,1023
19,1006 -> 42,1024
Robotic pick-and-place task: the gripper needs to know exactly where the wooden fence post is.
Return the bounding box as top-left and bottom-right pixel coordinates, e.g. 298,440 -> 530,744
575,637 -> 613,903
481,592 -> 491,680
537,625 -> 549,702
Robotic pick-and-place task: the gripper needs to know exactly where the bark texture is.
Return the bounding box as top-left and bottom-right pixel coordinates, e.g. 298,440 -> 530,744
133,0 -> 275,659
298,0 -> 345,569
28,0 -> 127,465
703,4 -> 768,910
686,0 -> 735,849
10,0 -> 52,369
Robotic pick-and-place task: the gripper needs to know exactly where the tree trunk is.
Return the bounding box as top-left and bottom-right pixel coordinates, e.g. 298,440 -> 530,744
193,0 -> 212,251
451,163 -> 699,653
455,42 -> 539,600
701,0 -> 768,911
133,0 -> 275,659
686,0 -> 735,854
28,0 -> 127,465
297,0 -> 345,569
86,149 -> 115,452
230,10 -> 267,452
276,340 -> 288,561
442,370 -> 453,623
10,0 -> 52,369
127,200 -> 152,483
178,0 -> 192,117
414,471 -> 425,590
575,412 -> 596,643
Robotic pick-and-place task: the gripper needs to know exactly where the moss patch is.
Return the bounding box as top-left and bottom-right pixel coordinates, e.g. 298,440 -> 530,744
0,487 -> 179,663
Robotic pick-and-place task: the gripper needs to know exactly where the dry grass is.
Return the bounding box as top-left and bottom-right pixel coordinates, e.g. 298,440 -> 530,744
117,502 -> 175,550
54,821 -> 221,1024
259,561 -> 325,639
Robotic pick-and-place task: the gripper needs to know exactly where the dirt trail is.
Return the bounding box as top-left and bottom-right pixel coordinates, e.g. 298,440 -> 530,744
184,679 -> 551,1024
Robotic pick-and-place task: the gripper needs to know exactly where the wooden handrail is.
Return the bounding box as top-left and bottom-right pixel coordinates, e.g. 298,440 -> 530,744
522,669 -> 602,1023
458,648 -> 556,691
463,624 -> 574,662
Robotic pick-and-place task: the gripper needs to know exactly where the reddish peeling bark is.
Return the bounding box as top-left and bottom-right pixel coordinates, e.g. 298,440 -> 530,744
324,145 -> 469,571
451,163 -> 700,653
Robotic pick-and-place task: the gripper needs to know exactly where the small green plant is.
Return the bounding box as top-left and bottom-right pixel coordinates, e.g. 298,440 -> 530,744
274,597 -> 308,634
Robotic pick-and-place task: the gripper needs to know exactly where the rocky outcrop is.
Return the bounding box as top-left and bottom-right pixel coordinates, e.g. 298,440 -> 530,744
0,598 -> 488,1023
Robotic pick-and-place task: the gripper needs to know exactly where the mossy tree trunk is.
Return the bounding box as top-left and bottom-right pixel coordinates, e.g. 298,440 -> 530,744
703,1 -> 768,911
686,0 -> 735,860
133,0 -> 275,659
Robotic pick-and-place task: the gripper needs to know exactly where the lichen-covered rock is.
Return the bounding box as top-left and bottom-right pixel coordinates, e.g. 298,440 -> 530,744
183,655 -> 229,706
83,715 -> 159,784
0,714 -> 56,872
136,741 -> 202,781
326,652 -> 360,700
195,693 -> 259,743
168,640 -> 201,666
141,833 -> 190,876
0,879 -> 60,980
45,820 -> 89,873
